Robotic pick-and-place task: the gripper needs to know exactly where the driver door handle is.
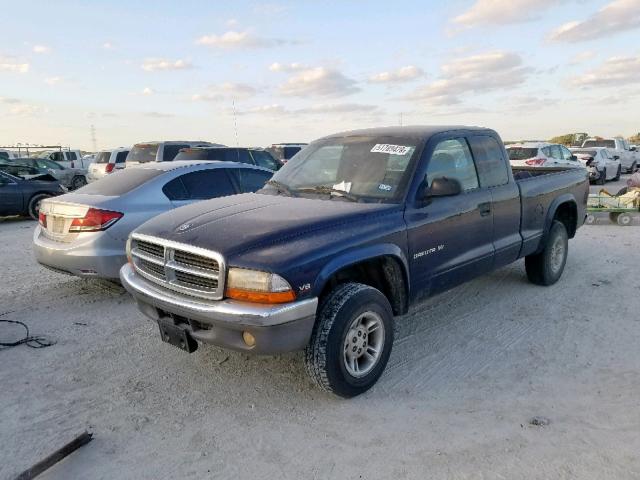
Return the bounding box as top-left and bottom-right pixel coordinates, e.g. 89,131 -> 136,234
479,202 -> 491,217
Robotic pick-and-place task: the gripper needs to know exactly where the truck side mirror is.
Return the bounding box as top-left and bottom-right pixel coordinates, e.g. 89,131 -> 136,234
570,155 -> 577,161
428,176 -> 462,197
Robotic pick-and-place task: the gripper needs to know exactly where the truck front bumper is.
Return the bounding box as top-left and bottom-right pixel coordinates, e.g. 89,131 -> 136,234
120,263 -> 318,354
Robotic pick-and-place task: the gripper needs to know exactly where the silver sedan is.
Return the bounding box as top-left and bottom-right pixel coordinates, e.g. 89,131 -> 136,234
33,160 -> 273,280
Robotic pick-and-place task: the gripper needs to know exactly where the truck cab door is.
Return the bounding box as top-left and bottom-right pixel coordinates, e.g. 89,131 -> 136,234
468,135 -> 521,269
0,172 -> 22,215
405,137 -> 494,298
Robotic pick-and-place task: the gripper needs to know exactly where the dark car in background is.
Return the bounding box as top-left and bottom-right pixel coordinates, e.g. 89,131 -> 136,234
0,170 -> 65,219
4,157 -> 88,190
175,146 -> 282,171
267,143 -> 307,163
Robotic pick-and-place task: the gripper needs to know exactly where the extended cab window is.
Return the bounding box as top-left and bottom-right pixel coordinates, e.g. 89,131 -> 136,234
426,139 -> 478,191
468,136 -> 509,187
164,169 -> 236,200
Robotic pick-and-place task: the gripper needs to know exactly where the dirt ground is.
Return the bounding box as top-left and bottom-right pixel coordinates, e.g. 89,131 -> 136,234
1,186 -> 640,479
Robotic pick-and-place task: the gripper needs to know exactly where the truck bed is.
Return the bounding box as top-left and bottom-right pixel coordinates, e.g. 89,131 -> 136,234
513,166 -> 589,257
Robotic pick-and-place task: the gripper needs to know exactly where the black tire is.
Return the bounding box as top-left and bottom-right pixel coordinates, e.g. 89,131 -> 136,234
617,213 -> 633,226
616,187 -> 628,196
304,283 -> 394,398
71,175 -> 87,190
630,163 -> 637,174
597,169 -> 607,185
614,165 -> 621,181
27,193 -> 52,220
609,212 -> 620,224
525,220 -> 569,286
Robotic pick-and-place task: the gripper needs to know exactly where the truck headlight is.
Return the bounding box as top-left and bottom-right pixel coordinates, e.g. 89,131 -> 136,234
226,268 -> 296,304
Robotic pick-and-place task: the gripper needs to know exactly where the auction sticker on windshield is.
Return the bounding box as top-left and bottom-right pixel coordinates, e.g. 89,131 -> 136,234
371,144 -> 412,155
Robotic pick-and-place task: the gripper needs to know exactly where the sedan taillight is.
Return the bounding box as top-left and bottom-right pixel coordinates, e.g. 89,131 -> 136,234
105,163 -> 115,173
525,158 -> 546,166
69,208 -> 123,232
38,212 -> 47,227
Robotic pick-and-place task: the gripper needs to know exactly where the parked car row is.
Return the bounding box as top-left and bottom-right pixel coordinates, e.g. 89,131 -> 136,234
505,136 -> 638,185
28,125 -> 589,398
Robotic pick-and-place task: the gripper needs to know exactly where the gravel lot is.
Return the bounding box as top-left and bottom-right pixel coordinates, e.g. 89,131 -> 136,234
1,177 -> 639,479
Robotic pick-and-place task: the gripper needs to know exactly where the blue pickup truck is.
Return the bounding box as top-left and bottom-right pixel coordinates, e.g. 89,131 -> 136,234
121,126 -> 589,397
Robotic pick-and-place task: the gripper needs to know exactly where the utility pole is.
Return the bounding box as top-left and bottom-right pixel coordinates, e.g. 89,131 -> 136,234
232,99 -> 239,147
90,124 -> 97,152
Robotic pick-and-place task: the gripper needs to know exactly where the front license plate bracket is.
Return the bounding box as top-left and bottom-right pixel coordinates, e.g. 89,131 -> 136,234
158,318 -> 198,353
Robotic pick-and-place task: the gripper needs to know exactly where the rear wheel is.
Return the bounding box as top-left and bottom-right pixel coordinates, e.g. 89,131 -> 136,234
585,214 -> 596,225
617,213 -> 633,226
609,212 -> 620,224
304,283 -> 394,398
525,220 -> 568,286
71,175 -> 87,190
27,193 -> 52,220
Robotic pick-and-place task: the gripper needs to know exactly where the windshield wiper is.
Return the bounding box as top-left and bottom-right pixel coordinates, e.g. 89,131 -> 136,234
265,179 -> 296,197
294,186 -> 359,202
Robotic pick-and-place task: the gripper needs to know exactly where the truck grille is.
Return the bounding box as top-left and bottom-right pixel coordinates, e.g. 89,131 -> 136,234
130,234 -> 225,300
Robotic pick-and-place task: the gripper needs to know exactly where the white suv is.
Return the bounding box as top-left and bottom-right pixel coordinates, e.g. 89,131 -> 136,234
570,147 -> 621,185
582,138 -> 638,173
87,147 -> 130,182
506,142 -> 582,168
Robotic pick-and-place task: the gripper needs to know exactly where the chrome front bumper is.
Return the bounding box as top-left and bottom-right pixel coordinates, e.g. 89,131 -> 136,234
120,263 -> 318,353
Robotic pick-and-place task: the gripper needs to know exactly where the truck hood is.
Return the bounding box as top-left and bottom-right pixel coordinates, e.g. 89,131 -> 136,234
135,193 -> 399,258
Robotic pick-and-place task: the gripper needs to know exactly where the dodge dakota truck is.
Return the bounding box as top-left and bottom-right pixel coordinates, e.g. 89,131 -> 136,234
120,126 -> 589,397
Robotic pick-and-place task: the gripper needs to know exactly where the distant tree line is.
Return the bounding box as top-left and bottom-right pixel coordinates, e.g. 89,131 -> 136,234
548,132 -> 640,146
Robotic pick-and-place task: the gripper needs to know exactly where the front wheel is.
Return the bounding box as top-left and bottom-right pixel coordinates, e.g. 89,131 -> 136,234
597,169 -> 607,185
71,175 -> 87,190
614,165 -> 621,181
304,283 -> 394,398
525,220 -> 569,286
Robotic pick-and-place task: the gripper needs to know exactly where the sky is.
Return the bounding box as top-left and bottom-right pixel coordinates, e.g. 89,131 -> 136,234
1,0 -> 639,151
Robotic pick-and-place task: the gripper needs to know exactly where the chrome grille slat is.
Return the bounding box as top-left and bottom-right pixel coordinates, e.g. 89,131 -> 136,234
132,249 -> 165,266
173,250 -> 219,272
136,240 -> 164,259
130,234 -> 225,300
166,261 -> 219,279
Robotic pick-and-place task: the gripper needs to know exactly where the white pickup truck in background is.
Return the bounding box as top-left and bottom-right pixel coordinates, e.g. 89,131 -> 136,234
38,149 -> 92,169
582,137 -> 638,173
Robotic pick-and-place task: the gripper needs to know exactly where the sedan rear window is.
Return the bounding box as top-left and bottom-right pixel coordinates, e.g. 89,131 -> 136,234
506,148 -> 538,160
94,152 -> 111,164
127,144 -> 159,163
77,168 -> 164,195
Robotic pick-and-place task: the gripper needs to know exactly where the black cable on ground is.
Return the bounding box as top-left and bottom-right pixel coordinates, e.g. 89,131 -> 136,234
0,319 -> 56,349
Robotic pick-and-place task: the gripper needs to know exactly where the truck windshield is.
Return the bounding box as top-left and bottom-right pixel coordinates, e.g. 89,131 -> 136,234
127,144 -> 159,163
506,148 -> 538,160
583,140 -> 615,148
266,136 -> 420,202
